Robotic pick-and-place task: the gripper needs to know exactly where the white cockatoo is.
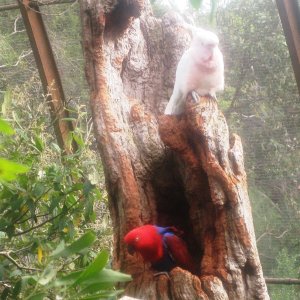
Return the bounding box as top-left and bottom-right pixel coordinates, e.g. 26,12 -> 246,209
164,28 -> 224,115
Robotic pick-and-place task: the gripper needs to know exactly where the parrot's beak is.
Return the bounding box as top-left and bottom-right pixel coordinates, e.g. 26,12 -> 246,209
127,244 -> 136,255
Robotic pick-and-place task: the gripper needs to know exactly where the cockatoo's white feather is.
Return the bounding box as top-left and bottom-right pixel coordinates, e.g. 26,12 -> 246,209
164,28 -> 224,115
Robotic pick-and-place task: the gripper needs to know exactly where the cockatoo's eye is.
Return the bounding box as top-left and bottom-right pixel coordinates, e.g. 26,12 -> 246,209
206,43 -> 215,49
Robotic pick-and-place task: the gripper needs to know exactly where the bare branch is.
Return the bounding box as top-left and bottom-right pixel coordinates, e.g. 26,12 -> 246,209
0,281 -> 11,288
13,212 -> 65,236
12,196 -> 81,236
275,229 -> 289,239
256,229 -> 290,243
13,245 -> 33,254
0,50 -> 32,69
256,231 -> 269,244
13,187 -> 53,224
265,277 -> 300,285
9,15 -> 25,36
0,251 -> 40,272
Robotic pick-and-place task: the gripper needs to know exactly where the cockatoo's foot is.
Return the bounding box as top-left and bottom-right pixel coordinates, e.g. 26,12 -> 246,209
153,271 -> 170,279
208,93 -> 217,101
206,93 -> 217,108
191,91 -> 200,103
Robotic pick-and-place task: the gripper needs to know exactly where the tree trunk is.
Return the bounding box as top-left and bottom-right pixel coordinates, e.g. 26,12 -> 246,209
80,1 -> 270,299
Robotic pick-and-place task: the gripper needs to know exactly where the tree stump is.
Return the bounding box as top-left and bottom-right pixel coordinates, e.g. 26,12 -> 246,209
80,0 -> 270,299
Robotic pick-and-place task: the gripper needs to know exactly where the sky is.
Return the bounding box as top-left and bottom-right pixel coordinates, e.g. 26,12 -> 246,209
174,0 -> 188,11
173,0 -> 212,12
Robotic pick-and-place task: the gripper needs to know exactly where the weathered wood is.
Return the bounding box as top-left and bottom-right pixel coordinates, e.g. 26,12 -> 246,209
276,0 -> 300,95
0,0 -> 76,12
80,0 -> 270,299
158,96 -> 269,299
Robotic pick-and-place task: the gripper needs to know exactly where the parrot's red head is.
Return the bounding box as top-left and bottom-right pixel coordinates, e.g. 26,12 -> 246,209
124,225 -> 164,263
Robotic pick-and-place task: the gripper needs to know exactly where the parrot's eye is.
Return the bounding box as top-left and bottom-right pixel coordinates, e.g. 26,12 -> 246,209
135,236 -> 140,242
127,244 -> 135,255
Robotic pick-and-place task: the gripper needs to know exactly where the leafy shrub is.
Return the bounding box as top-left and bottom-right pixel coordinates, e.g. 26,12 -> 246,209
0,117 -> 130,299
268,249 -> 300,300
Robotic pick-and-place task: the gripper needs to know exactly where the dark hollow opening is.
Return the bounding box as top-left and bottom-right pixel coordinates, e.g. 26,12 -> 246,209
151,152 -> 208,273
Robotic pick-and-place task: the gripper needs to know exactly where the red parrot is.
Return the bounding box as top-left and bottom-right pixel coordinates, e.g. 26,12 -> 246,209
124,225 -> 194,273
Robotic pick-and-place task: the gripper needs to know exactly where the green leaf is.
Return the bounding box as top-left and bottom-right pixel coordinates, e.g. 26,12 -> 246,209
54,270 -> 82,287
50,240 -> 65,257
0,158 -> 29,181
26,293 -> 47,300
73,250 -> 109,286
49,195 -> 61,211
51,143 -> 61,153
189,0 -> 203,9
79,290 -> 123,300
20,275 -> 38,286
83,180 -> 95,197
37,266 -> 57,285
73,133 -> 85,148
79,282 -> 114,295
61,117 -> 77,121
12,280 -> 22,298
68,183 -> 84,193
81,268 -> 132,286
50,231 -> 96,258
2,90 -> 12,116
1,287 -> 9,300
33,136 -> 44,152
0,119 -> 14,135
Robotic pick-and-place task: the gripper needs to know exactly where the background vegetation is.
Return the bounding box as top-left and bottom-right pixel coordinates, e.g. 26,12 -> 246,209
218,1 -> 300,298
0,2 -> 129,299
0,0 -> 299,299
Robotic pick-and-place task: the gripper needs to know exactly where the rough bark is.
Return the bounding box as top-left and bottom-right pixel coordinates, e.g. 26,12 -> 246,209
80,0 -> 270,299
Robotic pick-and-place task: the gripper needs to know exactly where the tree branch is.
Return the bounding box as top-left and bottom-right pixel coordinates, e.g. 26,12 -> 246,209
12,197 -> 81,236
12,187 -> 53,225
265,277 -> 300,285
0,251 -> 40,271
16,212 -> 52,225
0,50 -> 33,69
9,15 -> 26,36
12,211 -> 65,236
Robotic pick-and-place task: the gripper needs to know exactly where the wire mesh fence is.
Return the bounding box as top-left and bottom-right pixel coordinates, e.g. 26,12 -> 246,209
0,0 -> 299,298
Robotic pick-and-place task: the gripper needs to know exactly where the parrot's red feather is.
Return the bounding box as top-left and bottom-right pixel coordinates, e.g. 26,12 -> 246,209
164,234 -> 195,273
124,225 -> 195,273
124,225 -> 164,263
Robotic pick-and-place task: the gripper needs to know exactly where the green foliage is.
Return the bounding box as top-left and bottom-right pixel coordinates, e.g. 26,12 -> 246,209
268,249 -> 300,300
151,0 -> 218,24
0,157 -> 29,182
1,234 -> 131,299
0,115 -> 127,299
0,4 -> 125,299
0,118 -> 14,135
217,0 -> 300,293
0,118 -> 29,181
189,0 -> 203,10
